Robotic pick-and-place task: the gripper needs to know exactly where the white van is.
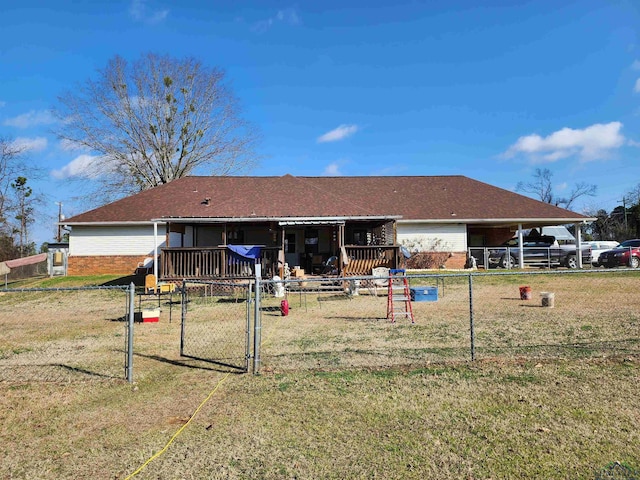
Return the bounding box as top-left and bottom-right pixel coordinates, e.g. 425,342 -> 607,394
584,241 -> 620,266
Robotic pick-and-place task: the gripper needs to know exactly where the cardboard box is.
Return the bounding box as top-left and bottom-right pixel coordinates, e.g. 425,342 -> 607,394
292,268 -> 305,277
142,308 -> 160,322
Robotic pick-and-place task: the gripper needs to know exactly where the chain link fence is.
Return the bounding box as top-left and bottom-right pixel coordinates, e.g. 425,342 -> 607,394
179,280 -> 252,372
0,286 -> 132,382
2,269 -> 638,382
255,269 -> 640,373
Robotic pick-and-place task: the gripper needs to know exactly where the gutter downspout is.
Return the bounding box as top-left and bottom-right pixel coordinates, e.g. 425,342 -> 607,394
153,222 -> 159,280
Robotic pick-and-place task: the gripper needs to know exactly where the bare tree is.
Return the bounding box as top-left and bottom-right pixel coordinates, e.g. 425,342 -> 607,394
516,168 -> 596,210
55,53 -> 259,199
0,138 -> 27,231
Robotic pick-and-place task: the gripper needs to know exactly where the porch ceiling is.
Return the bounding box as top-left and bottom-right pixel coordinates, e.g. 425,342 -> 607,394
462,217 -> 596,230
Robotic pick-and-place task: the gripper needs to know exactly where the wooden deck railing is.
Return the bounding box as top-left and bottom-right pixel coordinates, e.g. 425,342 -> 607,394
342,245 -> 400,275
160,245 -> 399,280
160,247 -> 281,280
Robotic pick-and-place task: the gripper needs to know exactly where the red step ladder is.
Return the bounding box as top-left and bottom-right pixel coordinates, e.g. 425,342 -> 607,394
386,269 -> 414,323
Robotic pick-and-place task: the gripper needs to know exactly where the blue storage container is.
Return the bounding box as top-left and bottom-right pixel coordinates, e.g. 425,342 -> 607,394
410,286 -> 438,302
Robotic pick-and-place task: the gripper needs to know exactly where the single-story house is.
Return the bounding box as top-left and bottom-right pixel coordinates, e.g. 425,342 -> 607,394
62,174 -> 594,279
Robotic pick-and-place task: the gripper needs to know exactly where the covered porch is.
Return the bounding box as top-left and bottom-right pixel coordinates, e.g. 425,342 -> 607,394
153,216 -> 403,281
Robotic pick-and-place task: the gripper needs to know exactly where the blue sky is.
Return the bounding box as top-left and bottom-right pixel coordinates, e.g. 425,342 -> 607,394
1,0 -> 640,245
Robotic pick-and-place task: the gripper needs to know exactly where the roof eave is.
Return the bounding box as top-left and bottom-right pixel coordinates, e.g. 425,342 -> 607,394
151,215 -> 403,223
62,221 -> 164,227
397,217 -> 597,224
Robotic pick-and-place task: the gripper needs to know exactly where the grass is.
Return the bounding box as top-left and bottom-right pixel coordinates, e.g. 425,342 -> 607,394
0,271 -> 639,478
1,358 -> 638,479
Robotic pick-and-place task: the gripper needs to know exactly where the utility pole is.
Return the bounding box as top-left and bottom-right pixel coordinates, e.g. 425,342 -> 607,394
55,202 -> 63,242
619,197 -> 628,231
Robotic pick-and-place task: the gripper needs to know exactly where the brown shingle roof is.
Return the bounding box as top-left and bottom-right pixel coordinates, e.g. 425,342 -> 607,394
64,174 -> 590,224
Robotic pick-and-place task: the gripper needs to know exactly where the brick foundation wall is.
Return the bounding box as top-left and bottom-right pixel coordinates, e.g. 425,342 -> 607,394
443,252 -> 467,270
68,255 -> 148,276
405,251 -> 468,270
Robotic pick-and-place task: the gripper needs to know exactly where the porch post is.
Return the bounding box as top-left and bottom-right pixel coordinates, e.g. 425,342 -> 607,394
153,222 -> 159,279
338,223 -> 345,272
280,227 -> 286,277
517,223 -> 524,269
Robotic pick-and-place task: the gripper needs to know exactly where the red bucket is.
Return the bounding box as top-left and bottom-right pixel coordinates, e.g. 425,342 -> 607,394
519,286 -> 532,300
280,299 -> 289,316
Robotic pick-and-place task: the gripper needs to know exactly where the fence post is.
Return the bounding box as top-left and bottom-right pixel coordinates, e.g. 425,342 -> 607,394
468,274 -> 475,361
127,282 -> 135,383
253,267 -> 262,375
245,282 -> 252,372
180,280 -> 187,356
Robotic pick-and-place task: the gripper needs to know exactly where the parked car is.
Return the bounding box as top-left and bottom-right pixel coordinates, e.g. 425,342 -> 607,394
597,239 -> 640,268
487,235 -> 591,269
584,241 -> 620,267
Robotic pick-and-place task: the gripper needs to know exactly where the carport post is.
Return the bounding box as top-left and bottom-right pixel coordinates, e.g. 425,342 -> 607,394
575,223 -> 583,268
127,282 -> 135,383
517,224 -> 524,269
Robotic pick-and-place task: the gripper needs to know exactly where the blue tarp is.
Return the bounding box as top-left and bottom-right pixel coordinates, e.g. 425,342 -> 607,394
227,245 -> 262,263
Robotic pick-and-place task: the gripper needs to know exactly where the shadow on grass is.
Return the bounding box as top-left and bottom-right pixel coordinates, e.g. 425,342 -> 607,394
0,363 -> 122,383
134,352 -> 247,374
100,275 -> 145,287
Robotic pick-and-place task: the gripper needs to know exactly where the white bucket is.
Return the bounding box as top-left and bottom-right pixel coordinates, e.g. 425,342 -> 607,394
540,292 -> 555,308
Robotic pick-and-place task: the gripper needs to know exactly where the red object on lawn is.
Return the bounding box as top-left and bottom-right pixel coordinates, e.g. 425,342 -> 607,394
280,299 -> 289,316
519,286 -> 532,300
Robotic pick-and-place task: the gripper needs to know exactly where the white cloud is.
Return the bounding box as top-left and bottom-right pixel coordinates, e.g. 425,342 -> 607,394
323,162 -> 342,176
503,122 -> 626,163
276,8 -> 301,25
634,78 -> 640,93
317,124 -> 359,143
51,154 -> 102,180
3,110 -> 56,128
129,0 -> 168,24
632,60 -> 640,70
10,137 -> 47,153
252,7 -> 301,33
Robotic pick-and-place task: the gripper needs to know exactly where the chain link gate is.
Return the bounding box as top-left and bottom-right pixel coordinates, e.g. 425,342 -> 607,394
179,280 -> 253,372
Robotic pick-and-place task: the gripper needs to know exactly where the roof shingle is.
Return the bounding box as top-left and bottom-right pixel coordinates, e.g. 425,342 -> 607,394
64,174 -> 590,224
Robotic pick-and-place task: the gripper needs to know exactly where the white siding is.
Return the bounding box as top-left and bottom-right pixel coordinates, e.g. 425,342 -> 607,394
396,223 -> 467,252
69,225 -> 165,256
